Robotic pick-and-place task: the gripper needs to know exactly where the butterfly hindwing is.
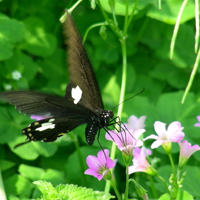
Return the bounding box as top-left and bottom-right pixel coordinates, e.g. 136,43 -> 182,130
23,116 -> 87,142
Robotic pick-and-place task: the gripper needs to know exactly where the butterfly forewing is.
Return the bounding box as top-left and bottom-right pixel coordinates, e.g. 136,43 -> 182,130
63,11 -> 104,112
0,91 -> 83,117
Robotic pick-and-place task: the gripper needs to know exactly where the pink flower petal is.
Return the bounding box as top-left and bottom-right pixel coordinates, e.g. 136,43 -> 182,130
84,149 -> 115,181
151,140 -> 163,149
194,116 -> 200,127
97,149 -> 109,165
179,140 -> 200,159
128,115 -> 146,130
167,121 -> 184,142
197,116 -> 200,122
154,121 -> 166,137
127,115 -> 138,129
84,169 -> 102,180
146,121 -> 185,149
86,155 -> 100,170
144,134 -> 158,141
128,148 -> 152,174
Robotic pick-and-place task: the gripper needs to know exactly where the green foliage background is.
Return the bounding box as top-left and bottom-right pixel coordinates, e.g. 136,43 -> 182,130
0,0 -> 200,199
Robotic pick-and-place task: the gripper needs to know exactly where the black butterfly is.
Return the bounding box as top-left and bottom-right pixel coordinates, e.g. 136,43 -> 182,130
0,10 -> 115,147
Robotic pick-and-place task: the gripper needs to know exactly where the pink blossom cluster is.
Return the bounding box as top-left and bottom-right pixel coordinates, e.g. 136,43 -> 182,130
84,116 -> 200,180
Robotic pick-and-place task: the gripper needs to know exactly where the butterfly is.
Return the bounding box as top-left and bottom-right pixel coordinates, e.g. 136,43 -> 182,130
0,10 -> 116,148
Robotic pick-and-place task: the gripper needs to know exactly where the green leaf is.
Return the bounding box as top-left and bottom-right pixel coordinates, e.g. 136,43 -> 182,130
0,17 -> 26,60
4,174 -> 33,198
0,106 -> 29,144
182,166 -> 200,197
8,139 -> 59,160
103,73 -> 120,105
0,159 -> 16,171
33,180 -> 57,199
100,0 -> 141,16
0,37 -> 13,60
159,190 -> 194,200
141,20 -> 195,68
21,52 -> 39,81
101,0 -> 195,24
167,68 -> 190,89
91,32 -> 120,66
33,142 -> 58,157
19,164 -> 44,181
156,91 -> 200,123
21,16 -> 57,57
33,180 -> 115,200
36,48 -> 67,91
18,164 -> 65,185
147,0 -> 195,24
8,139 -> 40,160
168,24 -> 195,68
0,17 -> 26,43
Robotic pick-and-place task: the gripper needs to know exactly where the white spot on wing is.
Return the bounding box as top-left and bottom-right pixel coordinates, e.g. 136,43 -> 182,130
36,122 -> 55,132
71,85 -> 82,104
49,118 -> 55,122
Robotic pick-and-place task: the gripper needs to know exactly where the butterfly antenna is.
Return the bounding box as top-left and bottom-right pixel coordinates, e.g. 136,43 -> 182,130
14,141 -> 31,149
112,88 -> 145,110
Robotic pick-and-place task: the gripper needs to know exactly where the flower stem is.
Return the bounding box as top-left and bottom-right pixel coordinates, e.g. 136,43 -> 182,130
96,0 -> 135,196
83,22 -> 106,44
168,153 -> 176,176
123,164 -> 130,200
69,132 -> 87,186
0,166 -> 7,200
149,176 -> 158,199
122,153 -> 132,200
110,178 -> 122,200
156,174 -> 170,194
168,153 -> 178,199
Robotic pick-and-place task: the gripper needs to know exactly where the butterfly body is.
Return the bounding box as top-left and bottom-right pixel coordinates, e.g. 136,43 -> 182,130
85,110 -> 113,145
0,10 -> 114,147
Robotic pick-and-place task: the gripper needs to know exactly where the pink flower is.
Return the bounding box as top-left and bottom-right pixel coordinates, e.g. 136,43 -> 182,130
84,149 -> 115,181
194,116 -> 200,127
134,147 -> 152,156
106,128 -> 145,155
128,147 -> 157,176
126,115 -> 146,131
178,140 -> 200,168
144,121 -> 185,150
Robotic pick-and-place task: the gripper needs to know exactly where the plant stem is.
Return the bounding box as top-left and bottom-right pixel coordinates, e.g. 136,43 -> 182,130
83,22 -> 106,44
110,178 -> 122,200
123,163 -> 130,200
156,174 -> 170,194
69,132 -> 87,186
181,47 -> 200,103
170,0 -> 189,59
168,153 -> 178,199
0,166 -> 7,200
149,176 -> 158,199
